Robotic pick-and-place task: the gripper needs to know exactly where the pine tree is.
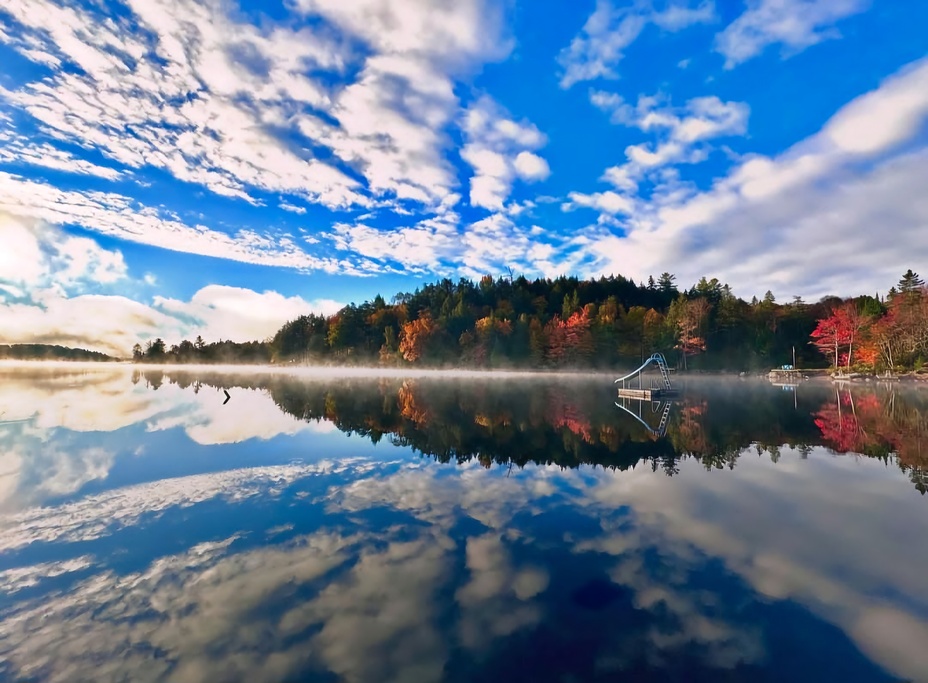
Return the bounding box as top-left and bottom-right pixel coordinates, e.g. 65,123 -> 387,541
657,272 -> 677,294
898,269 -> 925,294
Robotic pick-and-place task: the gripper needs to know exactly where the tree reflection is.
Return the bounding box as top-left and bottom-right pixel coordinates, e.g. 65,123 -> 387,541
814,386 -> 928,494
145,370 -> 928,493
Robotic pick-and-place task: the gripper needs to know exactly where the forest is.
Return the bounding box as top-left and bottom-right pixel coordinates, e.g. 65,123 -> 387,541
0,344 -> 116,362
134,269 -> 928,373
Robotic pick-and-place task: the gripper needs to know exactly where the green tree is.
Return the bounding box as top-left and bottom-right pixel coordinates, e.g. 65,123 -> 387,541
898,269 -> 925,294
657,272 -> 677,295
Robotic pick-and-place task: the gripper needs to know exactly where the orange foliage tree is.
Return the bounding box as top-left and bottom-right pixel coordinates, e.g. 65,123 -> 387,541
399,313 -> 440,362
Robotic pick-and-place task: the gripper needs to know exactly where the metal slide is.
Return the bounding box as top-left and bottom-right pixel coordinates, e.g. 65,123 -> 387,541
613,353 -> 673,390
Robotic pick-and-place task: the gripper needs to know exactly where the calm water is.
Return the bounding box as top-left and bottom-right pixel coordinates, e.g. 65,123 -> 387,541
0,366 -> 926,683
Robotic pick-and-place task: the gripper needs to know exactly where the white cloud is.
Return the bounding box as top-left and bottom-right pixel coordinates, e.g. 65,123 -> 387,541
513,151 -> 551,181
328,214 -> 458,273
715,0 -> 869,68
558,0 -> 715,88
0,132 -> 122,181
0,216 -> 345,355
0,284 -> 343,356
0,174 -> 360,273
584,93 -> 749,202
327,211 -> 580,279
0,0 -> 368,208
573,57 -> 928,299
279,202 -> 308,215
460,96 -> 550,211
0,293 -> 188,357
592,92 -> 749,141
0,0 -> 513,218
153,285 -> 343,343
292,0 -> 510,69
823,58 -> 928,155
0,212 -> 127,290
563,190 -> 634,215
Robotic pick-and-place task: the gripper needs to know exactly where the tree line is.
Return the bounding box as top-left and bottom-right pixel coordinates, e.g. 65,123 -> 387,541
0,344 -> 116,362
133,269 -> 928,372
810,270 -> 928,372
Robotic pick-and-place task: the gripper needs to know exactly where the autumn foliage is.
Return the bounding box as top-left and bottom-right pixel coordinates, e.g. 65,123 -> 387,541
156,269 -> 928,373
810,283 -> 928,371
399,312 -> 440,362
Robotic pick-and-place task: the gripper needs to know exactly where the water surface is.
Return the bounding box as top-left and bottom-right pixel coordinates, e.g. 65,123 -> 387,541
0,366 -> 926,682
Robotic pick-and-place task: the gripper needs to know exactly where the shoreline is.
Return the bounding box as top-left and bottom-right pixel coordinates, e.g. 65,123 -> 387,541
3,359 -> 927,384
767,368 -> 928,384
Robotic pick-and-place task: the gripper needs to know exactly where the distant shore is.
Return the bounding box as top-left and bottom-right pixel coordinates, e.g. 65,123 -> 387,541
766,367 -> 928,383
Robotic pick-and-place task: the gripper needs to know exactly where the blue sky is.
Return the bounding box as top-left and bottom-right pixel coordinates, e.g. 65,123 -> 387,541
1,0 -> 927,353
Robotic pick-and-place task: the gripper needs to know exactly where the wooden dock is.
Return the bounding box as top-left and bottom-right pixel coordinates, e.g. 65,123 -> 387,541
617,388 -> 676,400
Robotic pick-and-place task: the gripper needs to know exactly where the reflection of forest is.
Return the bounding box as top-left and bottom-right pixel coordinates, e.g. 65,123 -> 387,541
145,371 -> 928,493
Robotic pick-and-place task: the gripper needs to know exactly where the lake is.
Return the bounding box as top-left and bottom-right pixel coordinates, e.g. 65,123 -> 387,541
0,365 -> 926,683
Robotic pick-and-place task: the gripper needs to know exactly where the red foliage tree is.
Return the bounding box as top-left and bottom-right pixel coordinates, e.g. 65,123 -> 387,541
810,303 -> 871,368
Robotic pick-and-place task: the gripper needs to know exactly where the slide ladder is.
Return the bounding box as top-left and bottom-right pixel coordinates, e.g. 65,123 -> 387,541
613,399 -> 673,438
656,401 -> 672,435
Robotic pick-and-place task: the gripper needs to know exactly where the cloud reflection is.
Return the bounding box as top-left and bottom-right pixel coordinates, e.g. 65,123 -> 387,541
0,366 -> 335,511
0,451 -> 923,681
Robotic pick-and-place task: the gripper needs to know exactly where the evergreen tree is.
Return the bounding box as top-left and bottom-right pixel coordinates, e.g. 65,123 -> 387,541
657,272 -> 677,294
898,269 -> 925,294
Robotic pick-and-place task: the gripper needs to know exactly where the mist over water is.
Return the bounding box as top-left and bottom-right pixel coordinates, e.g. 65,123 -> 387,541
0,365 -> 926,683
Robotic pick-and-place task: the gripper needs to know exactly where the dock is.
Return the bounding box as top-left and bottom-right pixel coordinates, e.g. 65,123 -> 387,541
617,388 -> 678,400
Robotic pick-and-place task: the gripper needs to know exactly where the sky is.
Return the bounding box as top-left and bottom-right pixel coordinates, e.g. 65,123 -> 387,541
0,0 -> 927,355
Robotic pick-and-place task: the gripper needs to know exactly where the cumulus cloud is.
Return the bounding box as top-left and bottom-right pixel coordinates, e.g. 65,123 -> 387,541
0,218 -> 343,355
460,96 -> 551,211
513,151 -> 551,181
0,285 -> 342,355
558,0 -> 715,88
572,57 -> 928,299
153,285 -> 343,343
716,0 -> 869,68
0,213 -> 127,290
589,93 -> 749,193
0,294 -> 189,357
563,190 -> 634,216
327,211 -> 582,279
